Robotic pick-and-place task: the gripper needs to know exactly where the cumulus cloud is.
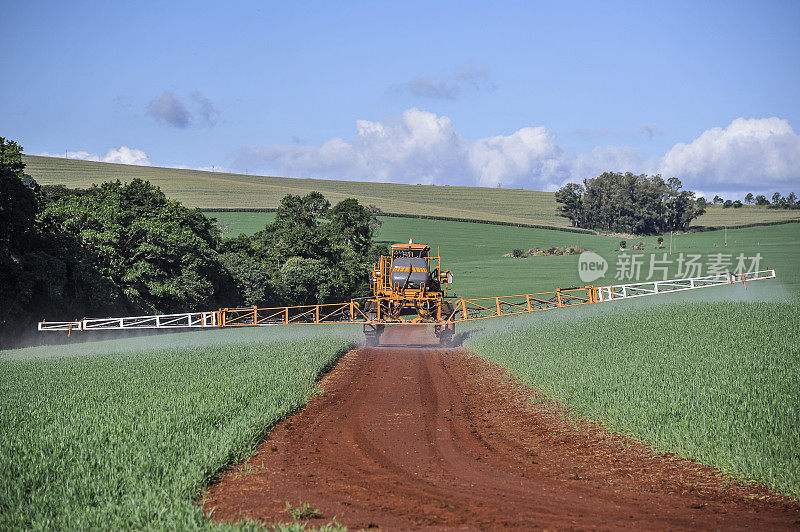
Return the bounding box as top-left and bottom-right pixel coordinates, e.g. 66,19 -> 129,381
236,109 -> 470,185
231,111 -> 800,196
396,64 -> 497,100
146,91 -> 218,128
40,146 -> 151,166
234,108 -> 567,189
102,146 -> 151,165
658,117 -> 800,194
468,127 -> 568,188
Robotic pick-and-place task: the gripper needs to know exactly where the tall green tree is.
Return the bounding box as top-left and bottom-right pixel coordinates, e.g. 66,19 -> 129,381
554,182 -> 584,227
555,172 -> 704,234
0,138 -> 37,252
327,198 -> 375,254
40,179 -> 232,313
245,192 -> 377,305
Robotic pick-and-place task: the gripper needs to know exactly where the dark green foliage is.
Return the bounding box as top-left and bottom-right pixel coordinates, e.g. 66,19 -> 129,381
0,139 -> 113,344
40,179 -> 232,314
767,191 -> 799,210
554,182 -> 584,228
0,138 -> 37,252
555,172 -> 705,234
246,192 -> 377,305
328,197 -> 376,253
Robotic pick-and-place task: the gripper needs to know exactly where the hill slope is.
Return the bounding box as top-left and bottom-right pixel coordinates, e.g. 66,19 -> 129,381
23,155 -> 799,228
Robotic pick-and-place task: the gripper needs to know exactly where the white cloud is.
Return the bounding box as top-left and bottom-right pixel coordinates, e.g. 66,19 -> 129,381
467,127 -> 568,189
234,108 -> 471,185
659,117 -> 800,194
101,146 -> 151,165
234,108 -> 614,191
40,146 -> 151,166
41,114 -> 798,199
234,111 -> 800,197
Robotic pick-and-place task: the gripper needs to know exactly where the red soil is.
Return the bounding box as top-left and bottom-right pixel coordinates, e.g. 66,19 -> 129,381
203,327 -> 799,530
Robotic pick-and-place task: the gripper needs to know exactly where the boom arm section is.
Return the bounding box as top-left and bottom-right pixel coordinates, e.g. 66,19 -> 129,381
38,270 -> 776,333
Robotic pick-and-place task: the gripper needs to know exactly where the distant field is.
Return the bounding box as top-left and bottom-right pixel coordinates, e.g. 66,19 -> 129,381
24,155 -> 565,227
25,155 -> 799,228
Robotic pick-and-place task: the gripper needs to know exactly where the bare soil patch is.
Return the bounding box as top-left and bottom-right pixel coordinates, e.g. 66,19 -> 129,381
203,327 -> 799,529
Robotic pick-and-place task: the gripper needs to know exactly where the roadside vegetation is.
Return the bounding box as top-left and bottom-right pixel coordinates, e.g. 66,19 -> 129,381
464,300 -> 800,498
0,328 -> 357,529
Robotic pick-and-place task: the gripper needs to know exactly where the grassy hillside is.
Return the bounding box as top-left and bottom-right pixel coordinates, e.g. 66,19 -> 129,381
25,154 -> 799,228
24,155 -> 565,227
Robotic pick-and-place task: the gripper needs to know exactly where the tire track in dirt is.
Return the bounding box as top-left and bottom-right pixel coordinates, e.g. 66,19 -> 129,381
203,327 -> 800,530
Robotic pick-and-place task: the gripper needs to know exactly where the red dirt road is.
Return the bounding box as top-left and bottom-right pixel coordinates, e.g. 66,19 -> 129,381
204,328 -> 799,529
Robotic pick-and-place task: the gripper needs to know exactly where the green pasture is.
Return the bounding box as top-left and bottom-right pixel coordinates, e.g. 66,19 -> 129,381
28,154 -> 799,228
206,211 -> 276,237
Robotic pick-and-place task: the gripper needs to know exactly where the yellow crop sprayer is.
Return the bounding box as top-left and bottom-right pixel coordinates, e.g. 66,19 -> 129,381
39,239 -> 777,346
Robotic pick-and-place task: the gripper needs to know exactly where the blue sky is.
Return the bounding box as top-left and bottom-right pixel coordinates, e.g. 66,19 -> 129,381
2,0 -> 799,197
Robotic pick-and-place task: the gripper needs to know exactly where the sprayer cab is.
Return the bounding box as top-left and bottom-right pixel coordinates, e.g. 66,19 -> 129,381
364,239 -> 455,346
371,239 -> 452,300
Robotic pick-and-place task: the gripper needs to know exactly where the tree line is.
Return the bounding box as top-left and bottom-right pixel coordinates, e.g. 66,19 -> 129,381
0,138 -> 384,347
555,172 -> 705,234
701,192 -> 799,209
